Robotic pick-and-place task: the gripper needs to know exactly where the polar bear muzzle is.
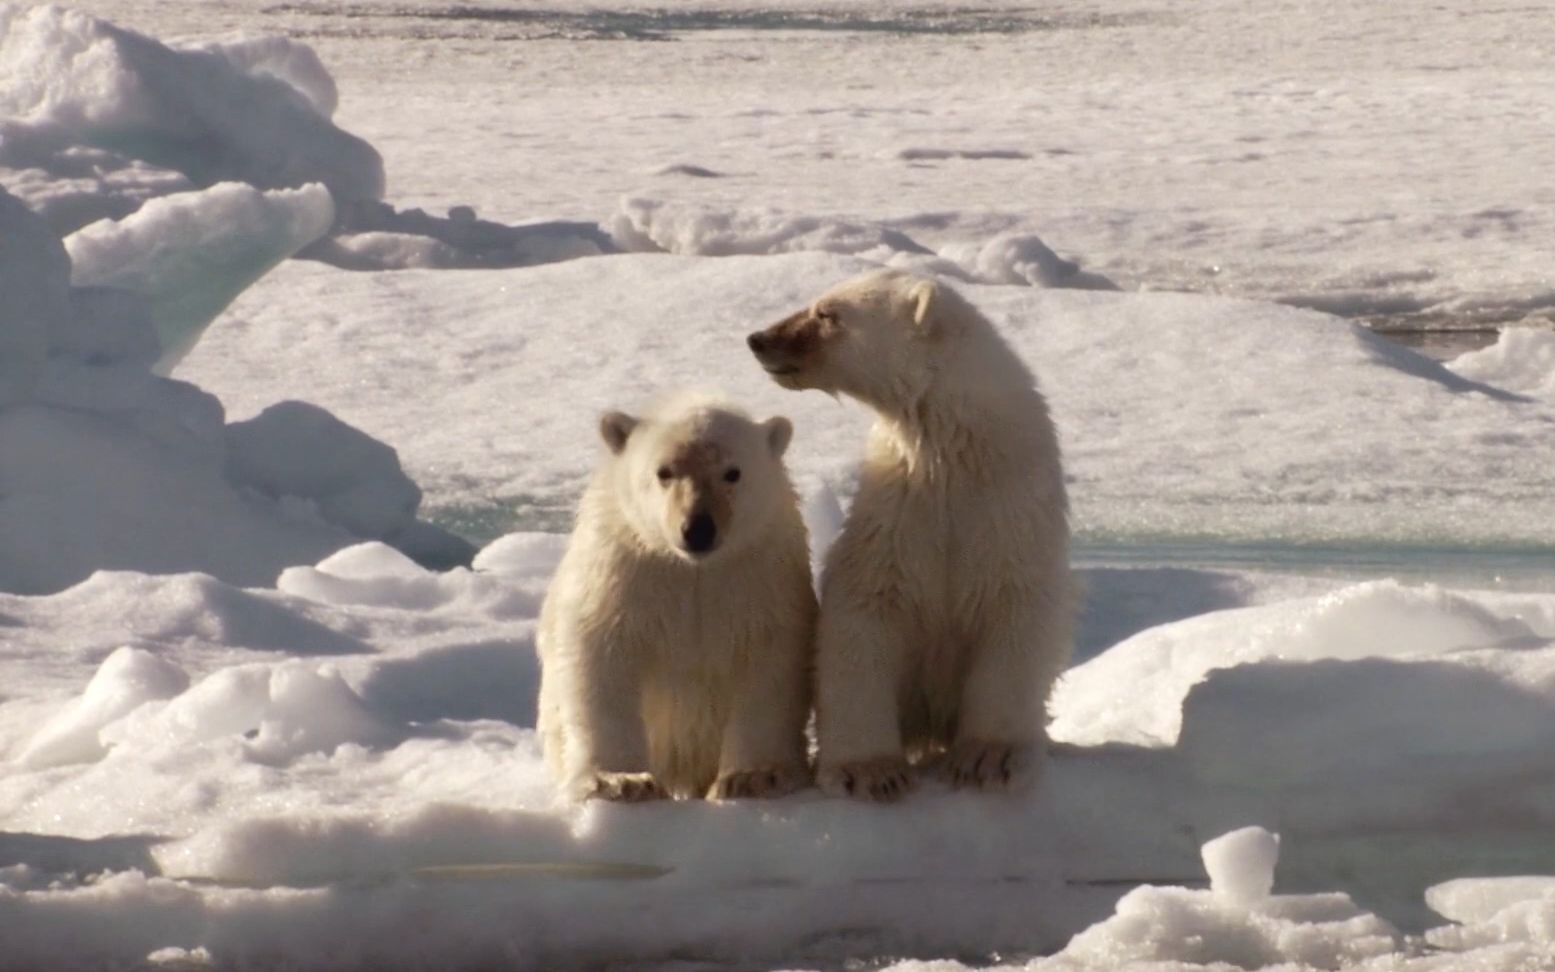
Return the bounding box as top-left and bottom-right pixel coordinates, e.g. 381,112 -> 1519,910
747,308 -> 831,382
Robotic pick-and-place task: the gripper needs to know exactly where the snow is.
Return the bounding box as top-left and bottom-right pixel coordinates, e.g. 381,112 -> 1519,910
3,0 -> 1555,970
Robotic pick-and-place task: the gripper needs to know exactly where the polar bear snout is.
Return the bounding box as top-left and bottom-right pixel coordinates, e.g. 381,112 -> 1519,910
746,327 -> 801,374
748,309 -> 827,383
681,510 -> 718,555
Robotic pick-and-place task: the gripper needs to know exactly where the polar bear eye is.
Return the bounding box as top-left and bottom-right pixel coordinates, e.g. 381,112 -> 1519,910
723,467 -> 741,484
656,466 -> 673,484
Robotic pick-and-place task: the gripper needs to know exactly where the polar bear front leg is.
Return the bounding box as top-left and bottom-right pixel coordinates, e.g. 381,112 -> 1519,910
710,626 -> 813,801
814,603 -> 913,801
948,603 -> 1062,792
556,652 -> 664,802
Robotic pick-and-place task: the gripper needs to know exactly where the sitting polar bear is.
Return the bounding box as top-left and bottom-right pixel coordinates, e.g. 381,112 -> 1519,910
748,270 -> 1073,801
537,391 -> 816,801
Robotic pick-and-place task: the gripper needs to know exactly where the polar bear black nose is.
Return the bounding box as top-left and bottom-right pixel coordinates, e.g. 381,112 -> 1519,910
683,513 -> 717,554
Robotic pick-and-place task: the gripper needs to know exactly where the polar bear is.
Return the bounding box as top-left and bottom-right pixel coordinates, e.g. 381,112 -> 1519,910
747,270 -> 1072,801
536,391 -> 816,801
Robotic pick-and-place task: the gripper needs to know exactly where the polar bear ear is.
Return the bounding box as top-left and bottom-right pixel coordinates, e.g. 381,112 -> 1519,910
599,411 -> 639,455
909,278 -> 941,334
762,416 -> 794,458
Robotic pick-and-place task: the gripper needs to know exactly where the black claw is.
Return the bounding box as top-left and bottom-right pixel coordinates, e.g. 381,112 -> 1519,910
843,771 -> 856,795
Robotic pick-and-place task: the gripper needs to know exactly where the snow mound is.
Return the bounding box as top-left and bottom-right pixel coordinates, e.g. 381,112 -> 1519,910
278,542 -> 529,616
1058,884 -> 1399,970
18,647 -> 189,769
226,402 -> 421,541
1449,326 -> 1555,404
106,659 -> 396,763
0,4 -> 383,204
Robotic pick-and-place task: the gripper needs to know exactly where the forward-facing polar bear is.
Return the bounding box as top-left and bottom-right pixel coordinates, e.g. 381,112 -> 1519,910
536,391 -> 816,801
748,270 -> 1073,801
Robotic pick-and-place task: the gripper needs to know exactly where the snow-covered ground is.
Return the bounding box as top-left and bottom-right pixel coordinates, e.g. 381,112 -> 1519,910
4,2 -> 1555,970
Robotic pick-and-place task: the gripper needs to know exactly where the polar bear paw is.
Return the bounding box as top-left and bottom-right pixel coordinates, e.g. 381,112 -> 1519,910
818,756 -> 914,802
587,771 -> 667,802
708,764 -> 809,800
944,739 -> 1032,791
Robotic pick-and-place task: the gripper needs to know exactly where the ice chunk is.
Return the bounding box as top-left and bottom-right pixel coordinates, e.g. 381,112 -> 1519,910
1179,656 -> 1555,789
1052,580 -> 1542,748
939,232 -> 1119,290
1427,876 -> 1555,925
18,647 -> 189,768
0,5 -> 383,201
1426,876 -> 1555,953
1201,826 -> 1280,906
1449,326 -> 1555,404
66,182 -> 335,371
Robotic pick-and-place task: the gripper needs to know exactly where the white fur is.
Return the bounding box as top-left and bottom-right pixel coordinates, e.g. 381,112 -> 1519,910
537,392 -> 816,801
752,271 -> 1073,799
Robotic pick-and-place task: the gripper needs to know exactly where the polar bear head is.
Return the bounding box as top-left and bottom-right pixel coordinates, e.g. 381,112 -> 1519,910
599,392 -> 796,562
746,269 -> 982,409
